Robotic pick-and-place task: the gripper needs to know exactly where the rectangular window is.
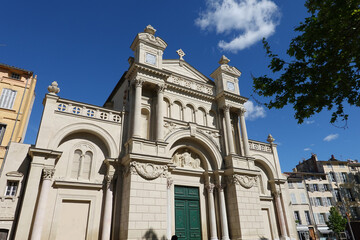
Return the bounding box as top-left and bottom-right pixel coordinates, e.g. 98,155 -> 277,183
305,211 -> 312,225
297,182 -> 304,188
0,124 -> 6,145
315,197 -> 322,206
300,193 -> 307,204
294,211 -> 301,224
350,207 -> 359,220
291,193 -> 297,204
329,172 -> 336,182
5,181 -> 18,196
288,182 -> 294,189
334,189 -> 342,202
313,184 -> 318,191
345,189 -> 355,201
341,172 -> 348,183
11,73 -> 20,80
318,213 -> 326,224
323,184 -> 329,191
326,197 -> 333,206
0,88 -> 17,109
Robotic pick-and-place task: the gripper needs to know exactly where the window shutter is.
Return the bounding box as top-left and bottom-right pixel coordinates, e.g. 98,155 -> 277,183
336,172 -> 341,183
0,89 -> 17,109
309,184 -> 314,192
322,197 -> 327,206
319,184 -> 324,192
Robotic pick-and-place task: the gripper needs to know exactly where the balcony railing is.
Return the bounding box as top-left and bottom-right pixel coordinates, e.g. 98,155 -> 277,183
248,140 -> 272,153
55,99 -> 122,124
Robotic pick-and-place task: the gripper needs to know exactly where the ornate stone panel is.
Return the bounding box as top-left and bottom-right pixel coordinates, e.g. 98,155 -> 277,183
129,161 -> 168,180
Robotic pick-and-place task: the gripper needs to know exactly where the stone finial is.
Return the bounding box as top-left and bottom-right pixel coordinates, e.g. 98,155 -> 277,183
144,25 -> 156,35
219,55 -> 230,65
48,81 -> 60,95
267,134 -> 275,143
176,49 -> 185,60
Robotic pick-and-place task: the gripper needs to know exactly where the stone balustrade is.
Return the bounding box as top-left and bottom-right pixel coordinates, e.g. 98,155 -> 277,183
55,99 -> 122,123
248,140 -> 272,153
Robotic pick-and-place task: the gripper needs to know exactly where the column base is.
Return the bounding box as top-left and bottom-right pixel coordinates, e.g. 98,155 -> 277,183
210,237 -> 219,240
280,236 -> 290,240
221,237 -> 230,240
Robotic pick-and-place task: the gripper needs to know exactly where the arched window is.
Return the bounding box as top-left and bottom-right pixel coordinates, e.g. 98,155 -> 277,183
141,108 -> 150,139
163,99 -> 171,118
71,149 -> 93,180
172,101 -> 182,120
197,108 -> 207,126
185,104 -> 195,122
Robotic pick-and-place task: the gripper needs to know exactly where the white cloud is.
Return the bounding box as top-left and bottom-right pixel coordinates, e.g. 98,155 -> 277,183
195,0 -> 280,52
323,134 -> 339,142
304,148 -> 311,151
305,120 -> 315,124
244,100 -> 266,120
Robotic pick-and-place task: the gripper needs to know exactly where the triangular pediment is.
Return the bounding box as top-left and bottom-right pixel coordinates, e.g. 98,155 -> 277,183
162,59 -> 214,84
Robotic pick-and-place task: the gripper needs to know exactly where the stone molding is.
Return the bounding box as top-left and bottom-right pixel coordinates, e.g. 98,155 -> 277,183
129,161 -> 167,180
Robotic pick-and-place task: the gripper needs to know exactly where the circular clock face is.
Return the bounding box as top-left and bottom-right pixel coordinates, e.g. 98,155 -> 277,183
227,81 -> 235,91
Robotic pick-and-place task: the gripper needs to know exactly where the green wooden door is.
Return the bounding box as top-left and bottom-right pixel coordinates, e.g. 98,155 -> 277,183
175,186 -> 201,240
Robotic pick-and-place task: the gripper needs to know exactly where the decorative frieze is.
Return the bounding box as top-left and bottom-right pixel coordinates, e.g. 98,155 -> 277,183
167,76 -> 214,95
129,161 -> 167,180
248,140 -> 272,153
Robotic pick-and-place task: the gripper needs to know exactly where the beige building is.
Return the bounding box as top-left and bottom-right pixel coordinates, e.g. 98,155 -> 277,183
0,25 -> 297,240
286,154 -> 360,240
0,63 -> 36,168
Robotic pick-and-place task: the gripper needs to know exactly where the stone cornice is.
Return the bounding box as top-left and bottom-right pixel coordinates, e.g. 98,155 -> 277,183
166,82 -> 215,101
126,62 -> 171,80
28,148 -> 62,159
215,91 -> 248,104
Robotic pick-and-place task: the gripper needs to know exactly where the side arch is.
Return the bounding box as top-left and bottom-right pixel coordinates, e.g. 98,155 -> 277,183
48,122 -> 118,158
251,154 -> 277,180
165,129 -> 223,170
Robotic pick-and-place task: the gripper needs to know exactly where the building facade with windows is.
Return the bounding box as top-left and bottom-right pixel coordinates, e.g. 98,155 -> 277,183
0,26 -> 297,240
0,63 -> 37,167
286,154 -> 360,240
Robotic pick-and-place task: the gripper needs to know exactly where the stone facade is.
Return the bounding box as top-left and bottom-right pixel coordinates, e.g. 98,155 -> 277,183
0,26 -> 297,240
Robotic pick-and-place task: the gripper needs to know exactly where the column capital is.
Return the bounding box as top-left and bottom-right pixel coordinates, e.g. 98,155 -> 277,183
134,78 -> 144,87
272,190 -> 281,198
216,183 -> 226,191
167,177 -> 173,189
222,104 -> 231,113
157,83 -> 166,94
42,168 -> 55,180
238,107 -> 246,116
206,183 -> 216,193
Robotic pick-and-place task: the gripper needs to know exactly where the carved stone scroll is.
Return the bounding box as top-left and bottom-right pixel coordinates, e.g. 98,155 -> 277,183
233,174 -> 258,189
129,162 -> 167,180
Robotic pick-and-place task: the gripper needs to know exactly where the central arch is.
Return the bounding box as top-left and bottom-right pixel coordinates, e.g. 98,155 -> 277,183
165,129 -> 222,171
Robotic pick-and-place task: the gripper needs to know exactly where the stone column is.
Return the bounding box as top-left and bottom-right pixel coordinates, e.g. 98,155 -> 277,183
30,168 -> 55,240
133,79 -> 144,138
239,107 -> 250,157
101,174 -> 113,240
207,183 -> 219,240
217,183 -> 230,240
223,105 -> 235,155
273,190 -> 288,239
156,84 -> 165,141
167,177 -> 173,240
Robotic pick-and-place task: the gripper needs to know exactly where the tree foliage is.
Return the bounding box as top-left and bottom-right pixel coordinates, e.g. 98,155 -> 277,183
327,207 -> 347,235
253,0 -> 360,124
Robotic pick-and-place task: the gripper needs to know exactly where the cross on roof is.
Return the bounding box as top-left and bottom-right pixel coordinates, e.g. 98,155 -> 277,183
176,49 -> 185,60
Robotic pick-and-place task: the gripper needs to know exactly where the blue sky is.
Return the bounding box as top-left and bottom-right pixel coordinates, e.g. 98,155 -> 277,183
1,0 -> 359,172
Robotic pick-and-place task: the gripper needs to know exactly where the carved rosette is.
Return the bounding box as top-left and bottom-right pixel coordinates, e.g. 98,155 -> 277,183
233,174 -> 257,189
42,168 -> 55,180
129,162 -> 167,180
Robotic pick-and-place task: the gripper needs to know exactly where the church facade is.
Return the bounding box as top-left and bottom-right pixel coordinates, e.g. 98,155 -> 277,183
0,25 -> 297,240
